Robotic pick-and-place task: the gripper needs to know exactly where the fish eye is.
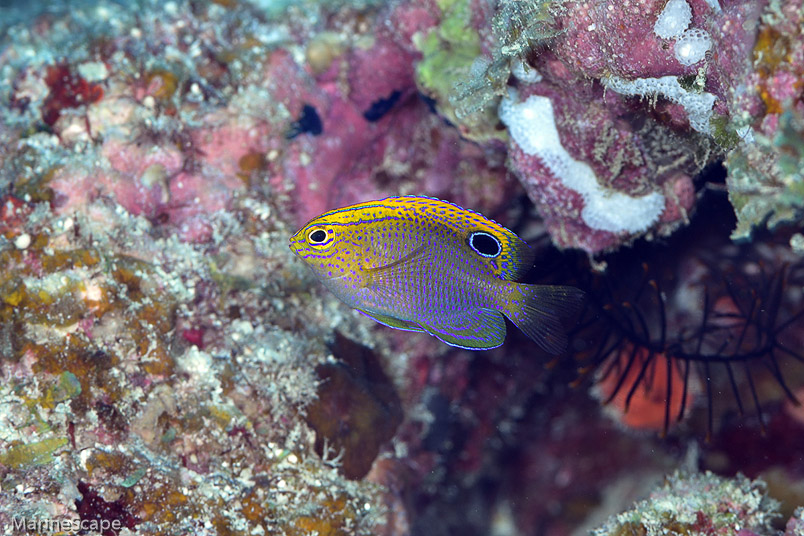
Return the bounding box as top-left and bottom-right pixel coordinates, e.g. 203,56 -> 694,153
307,228 -> 329,245
468,231 -> 501,258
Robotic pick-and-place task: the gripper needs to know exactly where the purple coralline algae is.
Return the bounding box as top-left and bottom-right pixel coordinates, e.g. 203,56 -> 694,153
436,0 -> 800,254
787,508 -> 804,536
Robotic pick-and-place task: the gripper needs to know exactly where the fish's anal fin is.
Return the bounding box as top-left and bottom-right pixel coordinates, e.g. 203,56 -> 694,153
358,309 -> 424,332
504,284 -> 585,354
420,308 -> 506,350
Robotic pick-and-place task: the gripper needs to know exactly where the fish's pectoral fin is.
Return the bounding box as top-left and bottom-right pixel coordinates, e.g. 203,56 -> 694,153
419,308 -> 506,350
358,309 -> 425,332
364,244 -> 427,275
363,244 -> 428,296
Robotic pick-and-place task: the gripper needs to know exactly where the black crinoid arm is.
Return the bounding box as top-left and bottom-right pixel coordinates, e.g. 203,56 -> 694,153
555,193 -> 804,442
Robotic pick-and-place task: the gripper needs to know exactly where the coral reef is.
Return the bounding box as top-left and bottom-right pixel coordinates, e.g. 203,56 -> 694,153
591,471 -> 780,536
0,1 -> 445,533
428,0 -> 802,254
787,508 -> 804,536
724,2 -> 804,242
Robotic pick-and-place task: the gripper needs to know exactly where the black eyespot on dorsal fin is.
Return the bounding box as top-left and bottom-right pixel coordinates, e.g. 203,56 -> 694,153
467,231 -> 502,258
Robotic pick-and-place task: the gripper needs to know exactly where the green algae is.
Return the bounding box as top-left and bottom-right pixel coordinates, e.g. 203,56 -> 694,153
726,109 -> 804,243
416,0 -> 561,142
709,114 -> 741,150
0,437 -> 69,468
120,466 -> 147,488
414,0 -> 490,139
39,371 -> 82,409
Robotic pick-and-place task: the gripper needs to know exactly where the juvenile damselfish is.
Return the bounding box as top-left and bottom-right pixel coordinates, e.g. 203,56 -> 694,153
289,196 -> 584,353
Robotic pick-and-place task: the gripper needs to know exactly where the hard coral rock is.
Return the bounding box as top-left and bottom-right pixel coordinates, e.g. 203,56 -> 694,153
0,1 -> 422,534
478,0 -> 727,254
276,19 -> 516,229
441,0 -> 804,254
722,1 -> 804,242
500,83 -> 709,253
787,508 -> 804,536
592,472 -> 781,536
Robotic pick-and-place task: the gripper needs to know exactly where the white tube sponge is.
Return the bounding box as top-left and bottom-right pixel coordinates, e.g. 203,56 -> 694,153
703,0 -> 721,13
654,0 -> 692,39
674,28 -> 712,66
511,59 -> 543,84
602,75 -> 716,134
499,90 -> 665,234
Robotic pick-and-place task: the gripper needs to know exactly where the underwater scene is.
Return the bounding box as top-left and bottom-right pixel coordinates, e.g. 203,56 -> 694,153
1,0 -> 803,534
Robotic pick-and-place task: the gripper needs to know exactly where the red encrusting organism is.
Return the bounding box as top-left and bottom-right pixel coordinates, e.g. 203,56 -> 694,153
0,194 -> 32,235
595,342 -> 695,432
75,481 -> 140,536
42,62 -> 104,127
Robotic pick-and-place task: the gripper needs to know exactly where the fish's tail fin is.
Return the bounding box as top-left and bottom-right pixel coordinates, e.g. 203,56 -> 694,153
503,284 -> 585,354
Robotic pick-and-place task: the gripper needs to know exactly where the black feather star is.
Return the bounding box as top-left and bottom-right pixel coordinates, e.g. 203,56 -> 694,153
532,191 -> 804,440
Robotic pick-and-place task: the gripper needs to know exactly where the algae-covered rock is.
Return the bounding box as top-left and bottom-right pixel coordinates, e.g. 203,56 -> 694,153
0,437 -> 69,468
414,0 -> 489,139
415,0 -> 560,143
727,110 -> 804,243
592,471 -> 780,536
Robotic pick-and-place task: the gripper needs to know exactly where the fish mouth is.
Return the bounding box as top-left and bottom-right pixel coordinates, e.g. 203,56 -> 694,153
288,231 -> 303,254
